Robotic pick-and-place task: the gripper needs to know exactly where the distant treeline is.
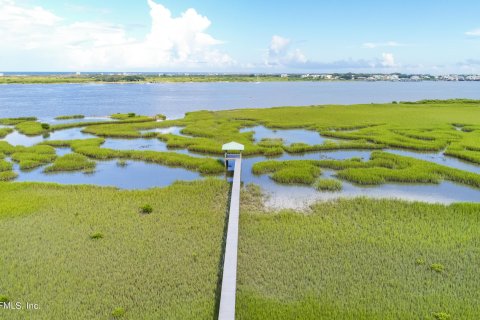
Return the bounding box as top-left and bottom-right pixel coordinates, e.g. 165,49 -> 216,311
399,99 -> 480,104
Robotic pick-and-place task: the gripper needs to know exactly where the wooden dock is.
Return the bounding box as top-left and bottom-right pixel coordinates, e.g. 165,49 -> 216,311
218,157 -> 242,320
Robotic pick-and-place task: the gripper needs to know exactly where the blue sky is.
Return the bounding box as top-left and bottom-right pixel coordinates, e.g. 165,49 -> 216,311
1,0 -> 480,73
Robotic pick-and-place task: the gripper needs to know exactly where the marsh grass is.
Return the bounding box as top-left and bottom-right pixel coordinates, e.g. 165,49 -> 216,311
140,204 -> 153,214
237,198 -> 480,319
42,138 -> 224,174
314,178 -> 342,191
0,127 -> 13,138
55,115 -> 85,120
0,117 -> 37,125
111,307 -> 126,318
79,101 -> 480,162
253,160 -> 321,184
0,171 -> 17,181
15,121 -> 49,135
253,151 -> 480,189
90,232 -> 104,240
430,263 -> 445,273
257,138 -> 284,148
284,140 -> 384,153
44,153 -> 96,173
0,179 -> 229,319
0,158 -> 16,182
10,145 -> 57,170
433,312 -> 451,320
0,159 -> 13,172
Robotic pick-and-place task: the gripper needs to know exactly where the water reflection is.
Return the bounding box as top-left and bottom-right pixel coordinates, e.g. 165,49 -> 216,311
2,128 -> 95,147
386,149 -> 480,174
101,137 -> 192,155
240,126 -> 328,145
40,116 -> 115,125
13,160 -> 202,188
240,151 -> 480,208
140,126 -> 186,136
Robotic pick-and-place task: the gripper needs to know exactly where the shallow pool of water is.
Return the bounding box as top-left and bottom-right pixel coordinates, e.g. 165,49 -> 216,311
13,159 -> 203,189
140,126 -> 186,136
240,150 -> 480,208
2,128 -> 96,147
101,137 -> 194,156
386,149 -> 480,174
40,116 -> 115,125
258,176 -> 480,209
240,126 -> 328,145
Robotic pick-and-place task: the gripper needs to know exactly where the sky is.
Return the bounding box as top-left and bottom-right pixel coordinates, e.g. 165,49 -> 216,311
1,0 -> 480,73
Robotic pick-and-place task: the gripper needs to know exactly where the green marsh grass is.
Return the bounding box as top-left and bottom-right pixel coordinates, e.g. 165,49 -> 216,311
111,307 -> 126,318
0,179 -> 229,319
0,127 -> 13,138
10,145 -> 57,170
15,121 -> 49,135
42,138 -> 224,174
0,117 -> 37,125
89,232 -> 104,240
43,153 -> 96,173
237,195 -> 480,319
0,171 -> 17,181
0,159 -> 13,172
80,101 -> 480,162
54,115 -> 85,120
314,178 -> 342,191
0,158 -> 16,182
253,151 -> 480,189
140,204 -> 153,214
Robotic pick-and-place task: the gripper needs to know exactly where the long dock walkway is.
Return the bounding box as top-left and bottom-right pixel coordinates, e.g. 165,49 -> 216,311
218,157 -> 242,320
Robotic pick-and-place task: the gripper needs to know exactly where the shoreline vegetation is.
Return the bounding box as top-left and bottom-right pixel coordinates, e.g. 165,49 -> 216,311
0,73 -> 465,84
1,74 -> 342,84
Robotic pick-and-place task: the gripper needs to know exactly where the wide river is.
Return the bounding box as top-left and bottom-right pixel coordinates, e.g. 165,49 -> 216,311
2,81 -> 480,119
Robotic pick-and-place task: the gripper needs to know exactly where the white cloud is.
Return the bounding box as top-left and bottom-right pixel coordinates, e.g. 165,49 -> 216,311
269,35 -> 290,55
465,29 -> 480,36
362,41 -> 403,49
381,53 -> 396,67
264,35 -> 397,71
0,0 -> 233,70
265,35 -> 306,67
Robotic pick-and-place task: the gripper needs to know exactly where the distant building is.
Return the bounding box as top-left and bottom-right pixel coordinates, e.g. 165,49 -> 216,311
280,73 -> 288,78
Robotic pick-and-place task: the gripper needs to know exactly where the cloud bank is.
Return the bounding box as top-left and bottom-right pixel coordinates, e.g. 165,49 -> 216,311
264,35 -> 397,71
362,41 -> 404,49
0,0 -> 233,70
465,29 -> 480,37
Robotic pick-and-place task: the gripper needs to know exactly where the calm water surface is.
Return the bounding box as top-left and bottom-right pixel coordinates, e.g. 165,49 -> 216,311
2,81 -> 480,119
241,126 -> 328,145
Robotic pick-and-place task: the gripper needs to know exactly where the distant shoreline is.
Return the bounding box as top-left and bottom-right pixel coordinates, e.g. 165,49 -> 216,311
0,74 -> 471,85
